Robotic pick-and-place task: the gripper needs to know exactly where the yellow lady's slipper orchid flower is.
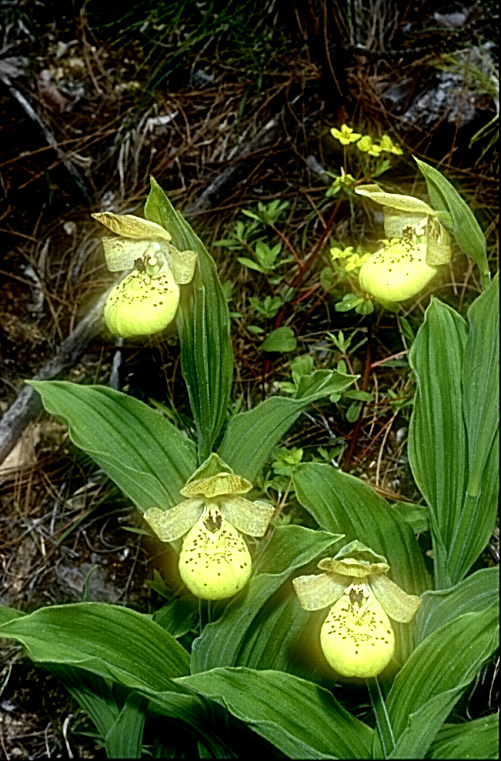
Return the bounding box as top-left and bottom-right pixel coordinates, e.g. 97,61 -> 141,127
92,212 -> 197,337
358,226 -> 438,303
354,183 -> 452,303
331,124 -> 362,146
293,540 -> 421,678
144,454 -> 274,600
354,184 -> 451,264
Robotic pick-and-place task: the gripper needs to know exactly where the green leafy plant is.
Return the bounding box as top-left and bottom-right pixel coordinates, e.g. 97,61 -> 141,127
216,200 -> 298,351
0,166 -> 498,758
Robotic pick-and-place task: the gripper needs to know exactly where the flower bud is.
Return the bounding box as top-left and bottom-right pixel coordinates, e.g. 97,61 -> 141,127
178,507 -> 252,600
359,237 -> 437,303
320,583 -> 395,678
104,268 -> 180,337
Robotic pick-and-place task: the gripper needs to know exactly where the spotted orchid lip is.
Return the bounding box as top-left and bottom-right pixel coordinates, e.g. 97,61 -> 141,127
293,541 -> 421,676
320,583 -> 395,678
358,238 -> 438,303
103,268 -> 180,338
178,506 -> 252,600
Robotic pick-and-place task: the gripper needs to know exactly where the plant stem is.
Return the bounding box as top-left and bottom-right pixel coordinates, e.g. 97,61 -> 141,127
481,269 -> 491,292
343,318 -> 373,470
367,677 -> 395,759
262,197 -> 344,385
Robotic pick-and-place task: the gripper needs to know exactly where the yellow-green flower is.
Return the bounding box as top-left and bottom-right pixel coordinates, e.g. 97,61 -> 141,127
356,135 -> 382,157
345,252 -> 371,272
293,540 -> 421,678
331,124 -> 362,146
355,184 -> 452,303
92,212 -> 197,337
330,246 -> 370,273
378,134 -> 403,156
330,245 -> 354,262
358,230 -> 438,302
144,454 -> 274,600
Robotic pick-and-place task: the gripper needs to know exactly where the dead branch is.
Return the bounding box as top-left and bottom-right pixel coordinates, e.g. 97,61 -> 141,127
183,111 -> 284,216
0,287 -> 111,464
0,72 -> 89,194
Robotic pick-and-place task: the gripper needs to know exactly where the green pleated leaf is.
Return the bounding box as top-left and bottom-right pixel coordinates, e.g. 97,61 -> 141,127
0,610 -> 211,748
105,691 -> 148,759
48,665 -> 121,742
392,502 -> 430,534
176,667 -> 374,760
28,381 -> 197,512
0,605 -> 25,623
145,177 -> 234,462
0,602 -> 190,689
0,602 -> 208,729
415,566 -> 499,644
218,370 -> 357,482
415,158 -> 489,278
377,603 -> 499,759
408,299 -> 469,587
191,525 -> 342,676
388,689 -> 471,760
448,274 -> 500,580
428,714 -> 499,760
408,286 -> 500,587
153,596 -> 199,638
292,463 -> 431,663
463,273 -> 499,494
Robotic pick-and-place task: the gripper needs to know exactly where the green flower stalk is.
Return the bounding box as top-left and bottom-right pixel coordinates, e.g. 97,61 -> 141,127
92,212 -> 198,337
144,454 -> 274,600
355,184 -> 452,304
293,541 -> 421,678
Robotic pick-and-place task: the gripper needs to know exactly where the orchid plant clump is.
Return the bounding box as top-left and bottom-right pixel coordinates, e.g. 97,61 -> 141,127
0,161 -> 498,759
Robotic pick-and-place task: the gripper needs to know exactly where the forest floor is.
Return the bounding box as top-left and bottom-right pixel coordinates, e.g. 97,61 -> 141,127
0,1 -> 498,757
